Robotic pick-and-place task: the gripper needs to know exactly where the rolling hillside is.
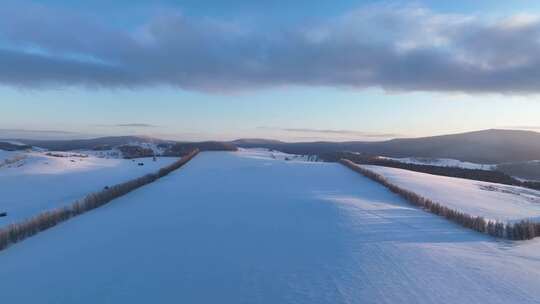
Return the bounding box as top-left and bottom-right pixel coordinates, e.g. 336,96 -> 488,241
7,129 -> 540,164
233,129 -> 540,164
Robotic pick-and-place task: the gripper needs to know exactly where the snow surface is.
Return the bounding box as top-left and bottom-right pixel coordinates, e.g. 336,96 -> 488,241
0,150 -> 21,167
0,150 -> 177,227
1,150 -> 539,303
378,156 -> 496,170
362,164 -> 540,224
79,148 -> 123,158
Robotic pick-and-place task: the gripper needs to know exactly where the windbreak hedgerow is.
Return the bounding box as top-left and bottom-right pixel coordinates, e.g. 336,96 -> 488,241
0,149 -> 199,251
340,159 -> 540,240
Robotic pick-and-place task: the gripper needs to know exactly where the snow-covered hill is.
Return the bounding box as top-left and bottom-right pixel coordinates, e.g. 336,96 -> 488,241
1,150 -> 539,303
0,150 -> 24,168
77,141 -> 167,159
361,164 -> 540,224
238,147 -> 320,162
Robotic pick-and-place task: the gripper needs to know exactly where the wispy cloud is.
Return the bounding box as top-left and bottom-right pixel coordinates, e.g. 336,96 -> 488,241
259,127 -> 400,139
0,128 -> 98,140
2,3 -> 540,94
92,123 -> 158,128
115,123 -> 158,128
282,128 -> 400,138
502,126 -> 540,131
0,128 -> 76,134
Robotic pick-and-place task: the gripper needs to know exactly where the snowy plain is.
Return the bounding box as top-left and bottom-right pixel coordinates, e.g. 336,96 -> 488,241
361,164 -> 540,224
0,150 -> 539,303
0,150 -> 177,227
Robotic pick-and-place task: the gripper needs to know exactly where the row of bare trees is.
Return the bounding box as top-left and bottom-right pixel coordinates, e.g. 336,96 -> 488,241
340,159 -> 540,240
0,149 -> 199,251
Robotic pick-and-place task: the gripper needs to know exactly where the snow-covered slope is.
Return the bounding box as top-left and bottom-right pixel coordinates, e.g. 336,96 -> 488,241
238,147 -> 320,162
378,156 -> 496,170
0,150 -> 177,227
0,150 -> 24,168
77,141 -> 165,159
1,150 -> 539,303
361,164 -> 540,224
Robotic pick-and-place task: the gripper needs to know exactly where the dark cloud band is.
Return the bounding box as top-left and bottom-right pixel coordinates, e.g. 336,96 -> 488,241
1,3 -> 540,94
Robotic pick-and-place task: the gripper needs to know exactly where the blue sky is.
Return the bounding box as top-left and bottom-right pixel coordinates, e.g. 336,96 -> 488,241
2,0 -> 540,141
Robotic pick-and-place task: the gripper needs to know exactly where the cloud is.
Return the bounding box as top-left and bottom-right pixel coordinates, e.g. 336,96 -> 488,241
0,128 -> 76,134
282,128 -> 400,138
0,128 -> 98,140
502,126 -> 540,131
115,123 -> 158,128
91,123 -> 159,128
259,127 -> 400,138
2,3 -> 540,94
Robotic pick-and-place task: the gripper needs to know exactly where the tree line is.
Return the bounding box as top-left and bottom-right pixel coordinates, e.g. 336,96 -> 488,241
340,159 -> 540,240
0,149 -> 199,251
321,152 -> 540,191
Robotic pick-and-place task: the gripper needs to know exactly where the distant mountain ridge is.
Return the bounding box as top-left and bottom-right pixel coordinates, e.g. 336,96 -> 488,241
0,141 -> 32,151
6,129 -> 540,164
232,129 -> 540,164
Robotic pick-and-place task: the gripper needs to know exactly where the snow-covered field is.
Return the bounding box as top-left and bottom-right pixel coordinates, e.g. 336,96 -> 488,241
1,150 -> 539,303
378,156 -> 496,170
0,150 -> 177,227
361,165 -> 540,224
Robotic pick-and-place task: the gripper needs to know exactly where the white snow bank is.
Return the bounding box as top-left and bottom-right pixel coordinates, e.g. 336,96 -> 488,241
361,164 -> 540,224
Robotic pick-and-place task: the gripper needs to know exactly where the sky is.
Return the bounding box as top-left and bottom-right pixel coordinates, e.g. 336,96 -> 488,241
2,0 -> 540,142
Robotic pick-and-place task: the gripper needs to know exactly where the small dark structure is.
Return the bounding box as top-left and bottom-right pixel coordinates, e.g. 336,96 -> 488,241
138,162 -> 144,166
0,212 -> 7,217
